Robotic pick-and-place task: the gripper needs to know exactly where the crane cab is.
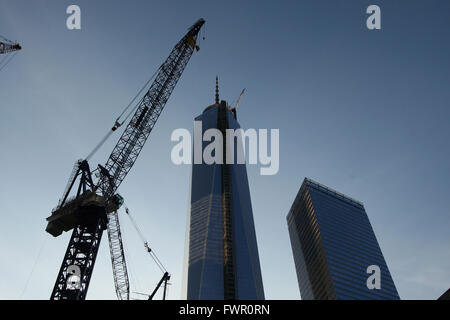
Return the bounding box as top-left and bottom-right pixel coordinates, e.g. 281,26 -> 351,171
46,191 -> 107,237
46,192 -> 124,237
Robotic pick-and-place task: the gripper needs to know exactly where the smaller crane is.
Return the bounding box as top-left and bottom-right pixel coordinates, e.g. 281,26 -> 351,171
0,40 -> 21,54
234,88 -> 246,110
0,35 -> 21,72
148,272 -> 170,300
228,88 -> 246,120
125,206 -> 170,300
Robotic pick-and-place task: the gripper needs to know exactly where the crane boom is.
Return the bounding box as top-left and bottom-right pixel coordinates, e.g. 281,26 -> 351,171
234,88 -> 246,110
48,19 -> 205,300
98,19 -> 204,198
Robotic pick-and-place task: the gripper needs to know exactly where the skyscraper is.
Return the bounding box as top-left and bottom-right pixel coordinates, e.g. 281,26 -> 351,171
184,78 -> 264,300
287,178 -> 400,300
438,288 -> 450,300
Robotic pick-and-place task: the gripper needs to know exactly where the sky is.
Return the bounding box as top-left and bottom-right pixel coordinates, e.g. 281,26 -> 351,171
0,0 -> 449,300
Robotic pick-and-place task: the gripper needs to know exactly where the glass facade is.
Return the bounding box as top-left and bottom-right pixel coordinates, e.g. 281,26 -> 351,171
287,178 -> 400,300
185,101 -> 264,300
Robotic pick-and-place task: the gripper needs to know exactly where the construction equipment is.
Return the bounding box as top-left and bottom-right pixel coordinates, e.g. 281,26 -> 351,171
229,88 -> 245,119
233,88 -> 246,110
0,36 -> 21,54
149,272 -> 171,300
124,206 -> 171,300
131,272 -> 170,300
0,35 -> 21,72
46,18 -> 205,300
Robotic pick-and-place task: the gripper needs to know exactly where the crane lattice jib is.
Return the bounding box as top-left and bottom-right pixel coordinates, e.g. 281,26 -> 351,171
107,210 -> 129,300
99,19 -> 204,199
99,19 -> 204,300
0,41 -> 21,54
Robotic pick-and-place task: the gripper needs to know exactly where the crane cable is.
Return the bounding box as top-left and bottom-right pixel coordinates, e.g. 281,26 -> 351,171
0,54 -> 8,66
85,64 -> 162,161
0,34 -> 14,43
0,34 -> 20,73
0,51 -> 18,73
124,206 -> 167,274
0,50 -> 9,62
117,64 -> 162,123
20,237 -> 48,299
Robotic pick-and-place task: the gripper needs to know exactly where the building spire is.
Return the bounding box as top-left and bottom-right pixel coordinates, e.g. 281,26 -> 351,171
215,76 -> 219,104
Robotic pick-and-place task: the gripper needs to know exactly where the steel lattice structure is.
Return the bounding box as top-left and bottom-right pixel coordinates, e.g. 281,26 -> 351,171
0,41 -> 21,54
51,217 -> 106,300
106,210 -> 129,300
49,19 -> 205,300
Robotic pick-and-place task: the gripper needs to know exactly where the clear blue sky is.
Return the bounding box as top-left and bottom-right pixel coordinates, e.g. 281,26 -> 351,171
0,0 -> 449,300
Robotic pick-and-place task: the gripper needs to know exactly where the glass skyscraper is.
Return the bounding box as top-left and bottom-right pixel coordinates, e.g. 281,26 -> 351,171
184,81 -> 264,300
287,178 -> 400,300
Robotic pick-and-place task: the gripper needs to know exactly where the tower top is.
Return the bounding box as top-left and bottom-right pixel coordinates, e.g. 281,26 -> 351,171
215,76 -> 219,104
203,76 -> 235,120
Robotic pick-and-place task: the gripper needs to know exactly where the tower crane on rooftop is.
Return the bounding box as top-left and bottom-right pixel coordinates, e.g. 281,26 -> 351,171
45,18 -> 205,300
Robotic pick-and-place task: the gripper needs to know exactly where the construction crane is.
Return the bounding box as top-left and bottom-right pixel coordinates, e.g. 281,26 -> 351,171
224,87 -> 246,120
45,18 -> 205,300
234,88 -> 246,110
0,36 -> 21,54
229,88 -> 245,119
0,35 -> 21,72
124,206 -> 171,300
